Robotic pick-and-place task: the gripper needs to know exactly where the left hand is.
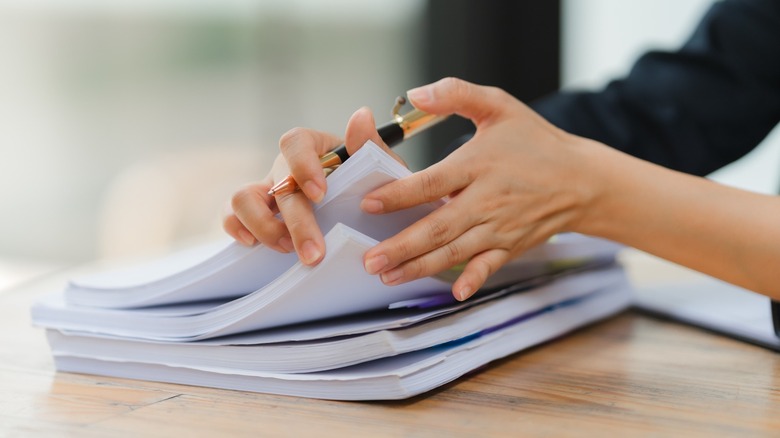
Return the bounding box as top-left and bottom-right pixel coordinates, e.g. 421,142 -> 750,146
223,107 -> 401,265
360,78 -> 602,300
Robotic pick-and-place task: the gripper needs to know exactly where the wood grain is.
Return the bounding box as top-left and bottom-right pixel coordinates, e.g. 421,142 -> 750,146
2,267 -> 779,437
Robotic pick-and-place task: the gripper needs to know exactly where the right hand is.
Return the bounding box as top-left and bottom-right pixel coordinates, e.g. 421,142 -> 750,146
222,107 -> 403,266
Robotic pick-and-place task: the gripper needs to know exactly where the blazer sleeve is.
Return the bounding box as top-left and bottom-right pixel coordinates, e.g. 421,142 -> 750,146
532,0 -> 780,176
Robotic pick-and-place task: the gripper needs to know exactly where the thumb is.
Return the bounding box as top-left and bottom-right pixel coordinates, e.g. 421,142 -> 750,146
406,77 -> 506,126
345,106 -> 407,166
344,107 -> 385,154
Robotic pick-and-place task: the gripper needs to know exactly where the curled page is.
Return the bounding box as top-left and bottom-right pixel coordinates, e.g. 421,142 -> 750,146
65,142 -> 439,309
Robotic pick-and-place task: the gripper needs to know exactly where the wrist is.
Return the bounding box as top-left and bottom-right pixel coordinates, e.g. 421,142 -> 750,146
561,136 -> 623,238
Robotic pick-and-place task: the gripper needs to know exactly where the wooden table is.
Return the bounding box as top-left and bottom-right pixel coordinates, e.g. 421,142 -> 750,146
2,259 -> 779,437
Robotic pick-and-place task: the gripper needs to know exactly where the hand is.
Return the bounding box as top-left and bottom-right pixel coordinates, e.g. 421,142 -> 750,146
223,107 -> 404,265
361,78 -> 601,300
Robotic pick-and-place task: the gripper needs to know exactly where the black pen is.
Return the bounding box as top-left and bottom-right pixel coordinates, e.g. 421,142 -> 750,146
268,96 -> 448,197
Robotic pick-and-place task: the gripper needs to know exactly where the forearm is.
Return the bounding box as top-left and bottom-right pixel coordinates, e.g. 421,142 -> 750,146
575,138 -> 780,299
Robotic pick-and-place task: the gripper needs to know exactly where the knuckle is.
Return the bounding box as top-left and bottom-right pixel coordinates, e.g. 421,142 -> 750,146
419,171 -> 443,200
278,127 -> 312,153
473,256 -> 495,279
278,209 -> 309,237
484,85 -> 506,99
393,238 -> 414,261
405,258 -> 427,279
444,77 -> 473,102
283,214 -> 306,234
484,85 -> 517,110
229,186 -> 282,240
387,183 -> 408,210
425,217 -> 451,247
250,222 -> 274,241
444,242 -> 464,266
371,185 -> 397,211
245,211 -> 275,236
440,76 -> 466,94
230,187 -> 255,212
222,214 -> 238,233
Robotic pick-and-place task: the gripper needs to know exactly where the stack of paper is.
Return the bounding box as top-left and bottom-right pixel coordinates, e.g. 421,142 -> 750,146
32,142 -> 633,400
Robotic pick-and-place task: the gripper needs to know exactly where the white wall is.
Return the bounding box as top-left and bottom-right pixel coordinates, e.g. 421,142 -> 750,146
0,1 -> 424,262
562,0 -> 780,194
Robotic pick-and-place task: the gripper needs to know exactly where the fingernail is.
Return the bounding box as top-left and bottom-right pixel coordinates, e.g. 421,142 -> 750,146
406,86 -> 432,105
380,268 -> 403,285
364,254 -> 388,275
360,198 -> 384,214
278,236 -> 294,253
237,229 -> 256,246
456,284 -> 473,301
300,240 -> 322,265
303,180 -> 324,203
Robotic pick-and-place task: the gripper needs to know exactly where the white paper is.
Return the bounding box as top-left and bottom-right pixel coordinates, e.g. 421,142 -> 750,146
634,276 -> 780,349
52,284 -> 632,400
33,223 -> 450,340
47,267 -> 629,373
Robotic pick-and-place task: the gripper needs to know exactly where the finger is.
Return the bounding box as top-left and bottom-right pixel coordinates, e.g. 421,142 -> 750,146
361,158 -> 471,214
278,127 -> 342,203
344,107 -> 385,153
275,189 -> 326,266
406,77 -> 510,126
452,249 -> 511,301
222,211 -> 256,247
363,193 -> 476,275
374,224 -> 497,288
223,199 -> 255,245
230,183 -> 294,253
345,107 -> 407,167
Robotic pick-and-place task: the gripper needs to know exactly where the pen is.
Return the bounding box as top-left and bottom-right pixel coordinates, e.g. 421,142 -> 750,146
268,96 -> 448,197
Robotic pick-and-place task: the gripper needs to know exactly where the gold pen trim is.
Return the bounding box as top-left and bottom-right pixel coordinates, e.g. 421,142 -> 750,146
391,96 -> 448,140
319,151 -> 343,168
268,96 -> 448,197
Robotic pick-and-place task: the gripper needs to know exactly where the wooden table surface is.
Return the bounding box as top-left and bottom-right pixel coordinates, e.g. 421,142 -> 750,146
2,263 -> 779,437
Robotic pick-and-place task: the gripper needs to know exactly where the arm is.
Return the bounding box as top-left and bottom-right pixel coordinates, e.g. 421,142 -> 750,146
361,78 -> 780,300
579,140 -> 780,297
533,0 -> 780,175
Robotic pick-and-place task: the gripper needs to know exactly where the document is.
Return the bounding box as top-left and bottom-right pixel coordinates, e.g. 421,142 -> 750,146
31,142 -> 633,400
52,281 -> 631,400
634,274 -> 780,350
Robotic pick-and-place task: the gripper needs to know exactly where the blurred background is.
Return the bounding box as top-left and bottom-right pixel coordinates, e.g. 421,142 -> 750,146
1,0 -> 778,289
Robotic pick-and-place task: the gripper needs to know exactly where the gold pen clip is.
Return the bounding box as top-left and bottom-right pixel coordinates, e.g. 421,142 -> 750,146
392,96 -> 448,139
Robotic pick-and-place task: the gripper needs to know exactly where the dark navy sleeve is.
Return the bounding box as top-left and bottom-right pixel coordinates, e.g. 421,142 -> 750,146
532,0 -> 780,176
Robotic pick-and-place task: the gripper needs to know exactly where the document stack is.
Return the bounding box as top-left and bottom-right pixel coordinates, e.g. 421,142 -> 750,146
31,142 -> 632,400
